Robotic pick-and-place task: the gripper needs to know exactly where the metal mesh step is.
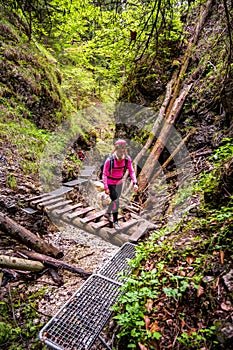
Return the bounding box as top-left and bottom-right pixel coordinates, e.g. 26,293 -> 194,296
97,242 -> 136,283
39,274 -> 122,350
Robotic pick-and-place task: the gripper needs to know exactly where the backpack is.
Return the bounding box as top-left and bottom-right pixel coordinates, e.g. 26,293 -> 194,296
99,154 -> 128,180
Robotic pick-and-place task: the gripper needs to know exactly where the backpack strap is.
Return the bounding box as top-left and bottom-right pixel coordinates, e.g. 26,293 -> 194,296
108,154 -> 114,174
124,157 -> 128,174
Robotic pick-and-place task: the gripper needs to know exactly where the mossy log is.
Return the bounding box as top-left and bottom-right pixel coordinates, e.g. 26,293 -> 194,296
0,254 -> 44,272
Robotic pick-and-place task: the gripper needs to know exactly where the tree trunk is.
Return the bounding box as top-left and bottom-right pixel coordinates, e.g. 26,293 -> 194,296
136,0 -> 214,192
165,0 -> 214,117
18,250 -> 92,278
0,254 -> 44,272
0,212 -> 63,259
138,84 -> 192,191
150,128 -> 196,183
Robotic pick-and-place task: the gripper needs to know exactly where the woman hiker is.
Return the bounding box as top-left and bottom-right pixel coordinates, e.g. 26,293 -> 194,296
102,139 -> 138,230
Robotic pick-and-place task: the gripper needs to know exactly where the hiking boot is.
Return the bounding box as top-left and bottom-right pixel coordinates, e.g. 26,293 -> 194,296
114,222 -> 121,230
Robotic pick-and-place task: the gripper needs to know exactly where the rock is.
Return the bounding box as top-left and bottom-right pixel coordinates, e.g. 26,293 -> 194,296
222,269 -> 233,292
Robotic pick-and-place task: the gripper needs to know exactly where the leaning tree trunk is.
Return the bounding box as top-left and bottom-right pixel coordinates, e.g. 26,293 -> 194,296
138,84 -> 192,191
137,0 -> 214,192
0,212 -> 63,258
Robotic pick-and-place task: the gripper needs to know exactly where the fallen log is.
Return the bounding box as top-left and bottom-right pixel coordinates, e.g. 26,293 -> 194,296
0,212 -> 63,259
18,250 -> 92,279
0,254 -> 44,272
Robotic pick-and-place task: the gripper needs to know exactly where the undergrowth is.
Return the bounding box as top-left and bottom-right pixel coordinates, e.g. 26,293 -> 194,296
113,138 -> 233,350
0,288 -> 46,350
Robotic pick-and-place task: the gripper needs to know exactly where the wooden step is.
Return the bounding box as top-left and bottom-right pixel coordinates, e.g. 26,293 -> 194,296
63,178 -> 88,187
80,210 -> 106,224
83,166 -> 95,171
129,220 -> 150,242
38,197 -> 66,209
30,188 -> 71,206
54,203 -> 83,215
30,195 -> 54,206
45,200 -> 73,211
67,206 -> 95,220
117,219 -> 138,232
91,219 -> 110,230
24,193 -> 49,202
47,186 -> 74,195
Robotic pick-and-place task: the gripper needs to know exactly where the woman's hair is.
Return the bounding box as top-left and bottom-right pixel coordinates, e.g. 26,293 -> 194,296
114,139 -> 128,157
115,139 -> 127,147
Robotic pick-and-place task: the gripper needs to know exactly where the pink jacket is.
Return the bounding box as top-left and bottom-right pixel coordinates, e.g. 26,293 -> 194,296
103,155 -> 137,190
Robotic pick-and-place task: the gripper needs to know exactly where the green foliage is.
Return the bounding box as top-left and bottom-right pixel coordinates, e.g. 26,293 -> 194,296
113,137 -> 233,349
177,326 -> 217,349
0,289 -> 47,349
194,138 -> 233,208
6,173 -> 18,190
209,138 -> 233,163
0,118 -> 49,175
3,0 -> 187,104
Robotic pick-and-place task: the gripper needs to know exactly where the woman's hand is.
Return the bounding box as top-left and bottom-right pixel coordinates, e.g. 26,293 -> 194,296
105,188 -> 110,195
133,184 -> 138,192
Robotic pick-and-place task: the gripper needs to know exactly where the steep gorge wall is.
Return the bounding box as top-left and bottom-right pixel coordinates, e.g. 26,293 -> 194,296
0,7 -> 64,130
117,1 -> 233,152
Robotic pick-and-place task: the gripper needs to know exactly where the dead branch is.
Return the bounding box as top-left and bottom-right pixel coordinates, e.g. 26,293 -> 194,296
0,211 -> 63,258
18,250 -> 92,279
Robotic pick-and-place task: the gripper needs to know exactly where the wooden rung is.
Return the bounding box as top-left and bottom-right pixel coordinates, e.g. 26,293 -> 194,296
91,220 -> 110,230
30,191 -> 67,206
117,219 -> 138,231
80,210 -> 106,224
45,200 -> 73,211
129,221 -> 150,242
24,193 -> 49,202
82,166 -> 95,171
124,206 -> 140,214
67,206 -> 94,219
63,178 -> 88,187
30,195 -> 54,205
55,203 -> 83,215
38,197 -> 66,209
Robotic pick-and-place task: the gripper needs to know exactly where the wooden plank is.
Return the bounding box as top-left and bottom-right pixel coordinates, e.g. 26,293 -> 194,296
45,200 -> 73,211
47,186 -> 74,195
38,197 -> 66,209
24,193 -> 49,202
30,195 -> 54,206
124,206 -> 140,214
129,220 -> 150,243
62,178 -> 88,187
83,166 -> 95,171
67,206 -> 95,220
78,173 -> 91,178
91,219 -> 110,230
117,219 -> 138,232
55,203 -> 83,215
27,187 -> 73,204
80,210 -> 106,224
21,207 -> 37,214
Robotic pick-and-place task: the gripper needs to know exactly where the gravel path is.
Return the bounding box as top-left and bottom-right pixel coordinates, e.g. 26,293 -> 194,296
33,225 -> 119,323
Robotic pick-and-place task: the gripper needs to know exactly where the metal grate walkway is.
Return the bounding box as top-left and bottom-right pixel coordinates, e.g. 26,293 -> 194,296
98,242 -> 136,283
39,242 -> 136,350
